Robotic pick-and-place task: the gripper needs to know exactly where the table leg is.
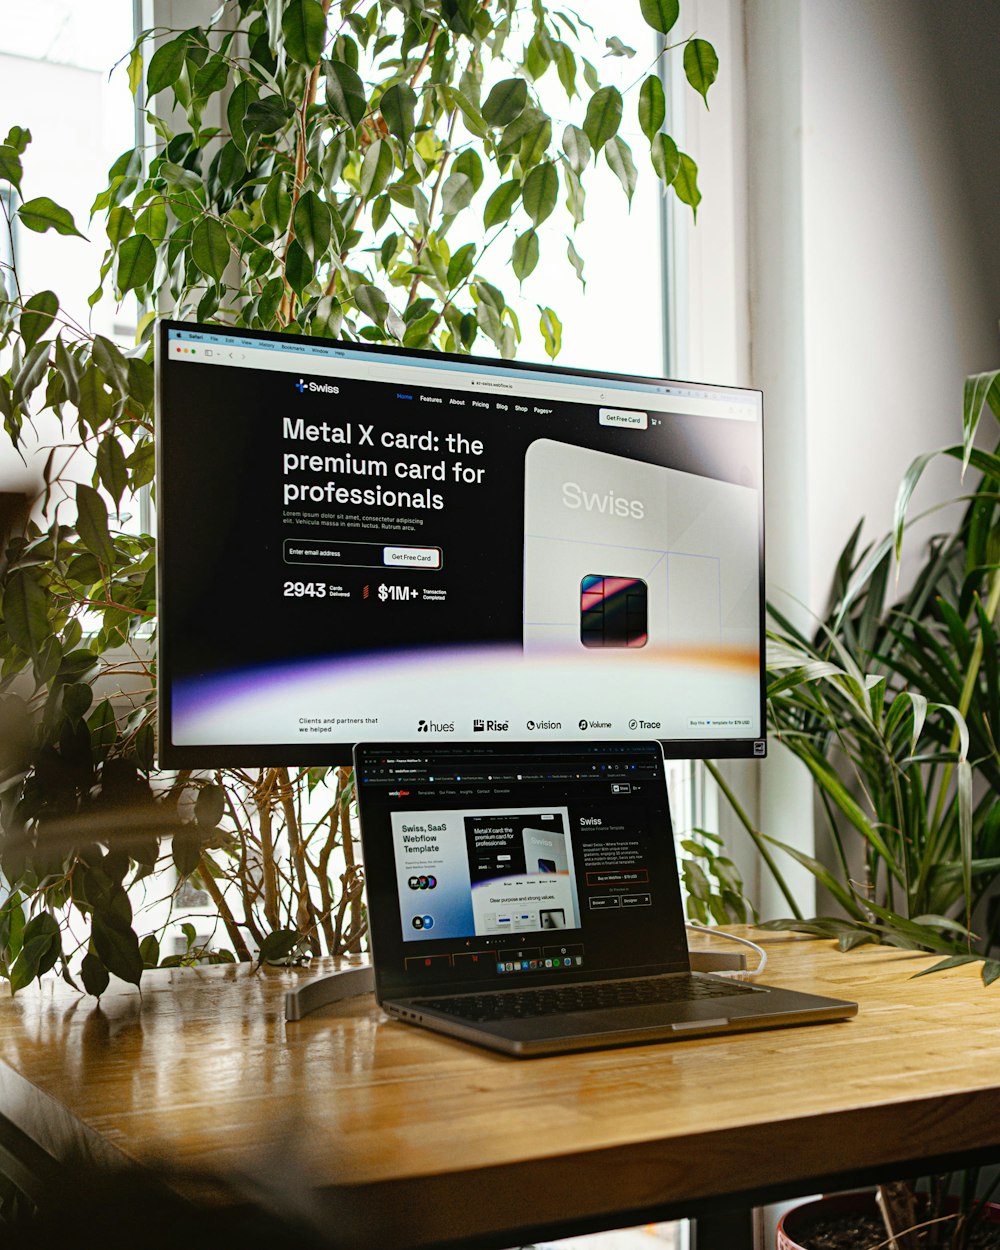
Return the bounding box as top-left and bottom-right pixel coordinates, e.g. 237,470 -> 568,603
694,1205 -> 758,1250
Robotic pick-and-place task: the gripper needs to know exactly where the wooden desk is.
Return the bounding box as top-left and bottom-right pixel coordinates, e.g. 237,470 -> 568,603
1,931 -> 999,1249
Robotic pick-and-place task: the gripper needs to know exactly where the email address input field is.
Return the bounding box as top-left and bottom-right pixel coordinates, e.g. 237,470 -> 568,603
284,539 -> 442,570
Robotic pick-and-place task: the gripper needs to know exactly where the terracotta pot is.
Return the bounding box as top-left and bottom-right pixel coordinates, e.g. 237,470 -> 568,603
776,1190 -> 1000,1250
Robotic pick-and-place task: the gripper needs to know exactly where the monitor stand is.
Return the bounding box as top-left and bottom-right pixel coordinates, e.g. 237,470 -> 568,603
284,959 -> 374,1022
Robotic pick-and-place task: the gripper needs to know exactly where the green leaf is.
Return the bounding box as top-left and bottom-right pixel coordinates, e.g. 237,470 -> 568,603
482,77 -> 528,127
521,162 -> 558,225
354,283 -> 389,324
77,364 -> 112,433
444,86 -> 487,139
75,483 -> 115,569
684,39 -> 719,106
116,233 -> 156,292
191,217 -> 230,280
227,79 -> 260,155
0,892 -> 25,970
360,139 -> 393,199
962,369 -> 1000,476
10,911 -> 61,993
0,144 -> 23,191
293,191 -> 332,261
81,951 -> 111,998
447,242 -> 476,288
566,237 -> 585,290
127,44 -> 143,97
284,238 -> 312,294
325,60 -> 367,128
262,174 -> 292,230
564,165 -> 585,226
512,229 -> 539,282
371,194 -> 391,231
194,54 -> 229,101
92,335 -> 128,395
312,295 -> 344,338
402,312 -> 438,350
483,179 -> 520,228
441,172 -> 474,216
673,151 -> 701,217
139,935 -> 160,969
20,290 -> 58,350
96,434 -> 128,514
651,132 -> 680,184
282,0 -> 327,65
499,106 -> 550,158
555,43 -> 576,98
91,912 -> 143,986
146,33 -> 188,96
3,568 -> 50,656
639,0 -> 680,34
582,86 -> 623,156
638,75 -> 665,142
5,126 -> 30,155
18,196 -> 85,239
12,340 -> 50,409
195,783 -> 225,828
172,831 -> 202,880
380,83 -> 417,145
246,96 -> 294,135
258,928 -> 303,965
453,148 -> 484,190
605,136 -> 637,205
106,204 -> 134,247
538,305 -> 562,360
134,198 -> 167,244
562,124 -> 591,175
525,31 -> 552,81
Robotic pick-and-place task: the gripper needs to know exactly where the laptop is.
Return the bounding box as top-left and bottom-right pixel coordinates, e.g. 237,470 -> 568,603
353,740 -> 857,1057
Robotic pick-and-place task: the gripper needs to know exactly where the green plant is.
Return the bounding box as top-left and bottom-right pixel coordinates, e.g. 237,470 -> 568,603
679,829 -> 756,926
0,0 -> 719,994
712,366 -> 1000,986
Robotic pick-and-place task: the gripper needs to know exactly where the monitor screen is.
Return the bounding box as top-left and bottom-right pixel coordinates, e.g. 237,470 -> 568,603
155,320 -> 765,766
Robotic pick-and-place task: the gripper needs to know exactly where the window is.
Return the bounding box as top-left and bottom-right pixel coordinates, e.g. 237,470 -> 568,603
0,0 -> 137,335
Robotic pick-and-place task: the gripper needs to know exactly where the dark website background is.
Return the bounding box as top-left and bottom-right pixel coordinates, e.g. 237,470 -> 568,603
159,357 -> 762,678
357,743 -> 688,995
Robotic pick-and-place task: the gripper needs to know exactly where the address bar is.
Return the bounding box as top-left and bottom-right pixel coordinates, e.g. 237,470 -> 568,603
189,341 -> 755,419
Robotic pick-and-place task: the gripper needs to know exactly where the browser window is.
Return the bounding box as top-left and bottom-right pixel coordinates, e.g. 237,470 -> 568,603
156,321 -> 765,765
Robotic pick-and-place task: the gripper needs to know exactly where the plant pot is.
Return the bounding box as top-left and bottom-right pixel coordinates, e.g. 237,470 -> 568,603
777,1190 -> 1000,1249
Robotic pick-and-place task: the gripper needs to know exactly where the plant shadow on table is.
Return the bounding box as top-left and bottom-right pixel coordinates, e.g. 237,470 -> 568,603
0,1150 -> 366,1249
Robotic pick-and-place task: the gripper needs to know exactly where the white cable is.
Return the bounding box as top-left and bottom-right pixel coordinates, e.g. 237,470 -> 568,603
685,922 -> 768,980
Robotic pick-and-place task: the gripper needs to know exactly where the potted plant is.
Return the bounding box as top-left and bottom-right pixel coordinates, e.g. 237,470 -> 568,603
711,366 -> 1000,985
776,1180 -> 1000,1250
0,0 -> 719,995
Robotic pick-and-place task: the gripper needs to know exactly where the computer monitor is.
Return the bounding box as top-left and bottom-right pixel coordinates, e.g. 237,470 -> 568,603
155,320 -> 765,767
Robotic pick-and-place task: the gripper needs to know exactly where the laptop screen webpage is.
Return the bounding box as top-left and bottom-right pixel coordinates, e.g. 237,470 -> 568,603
355,741 -> 691,999
157,320 -> 765,766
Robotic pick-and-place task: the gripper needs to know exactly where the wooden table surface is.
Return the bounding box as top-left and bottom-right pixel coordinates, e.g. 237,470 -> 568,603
2,930 -> 999,1248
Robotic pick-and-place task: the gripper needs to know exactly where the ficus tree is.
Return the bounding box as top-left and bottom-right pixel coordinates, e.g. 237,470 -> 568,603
0,0 -> 717,994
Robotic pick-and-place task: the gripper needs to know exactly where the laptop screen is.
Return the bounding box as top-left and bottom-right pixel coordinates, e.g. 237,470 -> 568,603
355,741 -> 691,998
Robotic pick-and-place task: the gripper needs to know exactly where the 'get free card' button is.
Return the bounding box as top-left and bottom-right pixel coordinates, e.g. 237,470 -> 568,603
383,546 -> 442,569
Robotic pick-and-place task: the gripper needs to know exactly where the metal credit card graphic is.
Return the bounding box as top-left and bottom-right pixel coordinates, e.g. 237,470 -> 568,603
580,575 -> 648,648
523,440 -> 759,658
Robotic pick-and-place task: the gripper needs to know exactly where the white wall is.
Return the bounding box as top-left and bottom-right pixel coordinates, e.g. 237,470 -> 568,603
798,1 -> 997,610
730,0 -> 1000,915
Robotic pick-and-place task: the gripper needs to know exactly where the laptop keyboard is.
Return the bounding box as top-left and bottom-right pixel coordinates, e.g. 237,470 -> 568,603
412,974 -> 756,1023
